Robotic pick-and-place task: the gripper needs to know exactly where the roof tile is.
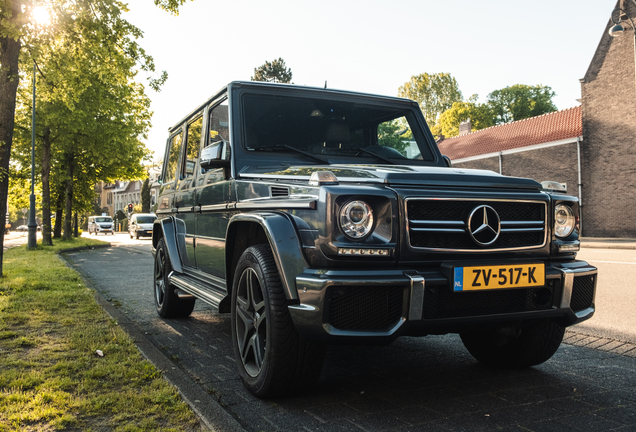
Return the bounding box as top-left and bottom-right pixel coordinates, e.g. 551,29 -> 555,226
437,106 -> 582,160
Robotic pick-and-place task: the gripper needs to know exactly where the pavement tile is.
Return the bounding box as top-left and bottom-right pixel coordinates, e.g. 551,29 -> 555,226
612,344 -> 636,355
389,406 -> 445,425
455,393 -> 513,412
549,396 -> 602,415
597,341 -> 628,352
553,412 -> 623,430
299,402 -> 362,422
586,339 -> 615,350
576,389 -> 636,409
524,418 -> 582,432
346,411 -> 410,431
596,405 -> 636,425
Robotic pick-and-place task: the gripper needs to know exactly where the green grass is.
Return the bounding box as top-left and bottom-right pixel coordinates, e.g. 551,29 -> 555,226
0,237 -> 200,431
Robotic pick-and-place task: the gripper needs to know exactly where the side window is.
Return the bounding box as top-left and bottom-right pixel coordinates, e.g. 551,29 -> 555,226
200,98 -> 230,174
164,131 -> 182,183
208,99 -> 230,157
184,116 -> 203,179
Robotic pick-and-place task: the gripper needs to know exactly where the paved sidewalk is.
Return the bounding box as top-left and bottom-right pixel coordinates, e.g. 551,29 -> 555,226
581,237 -> 636,250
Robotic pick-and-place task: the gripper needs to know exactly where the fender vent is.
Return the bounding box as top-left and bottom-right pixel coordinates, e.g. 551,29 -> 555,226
270,186 -> 290,197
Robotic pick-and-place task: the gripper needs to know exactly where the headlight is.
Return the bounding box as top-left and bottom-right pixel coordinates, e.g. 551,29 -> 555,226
554,204 -> 575,237
339,200 -> 374,239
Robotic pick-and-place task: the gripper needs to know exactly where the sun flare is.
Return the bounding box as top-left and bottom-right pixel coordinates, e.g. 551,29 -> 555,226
33,6 -> 51,26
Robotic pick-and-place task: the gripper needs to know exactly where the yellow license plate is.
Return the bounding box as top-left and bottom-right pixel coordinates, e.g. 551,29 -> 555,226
453,264 -> 545,291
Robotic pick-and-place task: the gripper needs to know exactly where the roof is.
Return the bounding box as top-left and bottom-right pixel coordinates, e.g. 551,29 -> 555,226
437,106 -> 582,161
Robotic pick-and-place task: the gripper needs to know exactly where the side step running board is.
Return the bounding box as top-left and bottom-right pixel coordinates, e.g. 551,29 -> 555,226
169,272 -> 227,310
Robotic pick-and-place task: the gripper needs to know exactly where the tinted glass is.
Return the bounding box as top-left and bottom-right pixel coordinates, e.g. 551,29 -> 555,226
185,116 -> 203,178
96,217 -> 112,223
242,93 -> 434,163
135,216 -> 156,224
164,132 -> 182,183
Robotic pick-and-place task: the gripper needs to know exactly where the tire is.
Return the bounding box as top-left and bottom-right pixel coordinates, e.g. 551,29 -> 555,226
231,244 -> 325,398
154,238 -> 196,318
460,319 -> 565,369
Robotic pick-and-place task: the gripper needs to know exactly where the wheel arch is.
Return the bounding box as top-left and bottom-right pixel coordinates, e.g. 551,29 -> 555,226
152,217 -> 183,273
226,212 -> 306,302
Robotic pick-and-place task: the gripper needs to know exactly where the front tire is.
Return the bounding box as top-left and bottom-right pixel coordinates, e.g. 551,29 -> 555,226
154,238 -> 195,318
460,319 -> 565,368
231,244 -> 325,398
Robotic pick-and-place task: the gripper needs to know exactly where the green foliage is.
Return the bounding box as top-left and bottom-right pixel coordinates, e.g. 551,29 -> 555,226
398,72 -> 462,125
487,84 -> 557,124
11,0 -> 157,233
141,178 -> 150,213
431,95 -> 494,138
251,58 -> 293,83
377,120 -> 410,154
153,0 -> 192,14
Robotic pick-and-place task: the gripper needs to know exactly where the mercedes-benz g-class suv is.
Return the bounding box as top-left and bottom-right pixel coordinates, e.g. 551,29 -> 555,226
152,81 -> 597,398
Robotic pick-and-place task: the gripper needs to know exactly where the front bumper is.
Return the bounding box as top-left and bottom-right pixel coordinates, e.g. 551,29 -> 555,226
288,259 -> 597,344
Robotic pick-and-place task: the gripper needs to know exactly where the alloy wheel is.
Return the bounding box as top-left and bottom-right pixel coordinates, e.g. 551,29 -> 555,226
235,267 -> 267,377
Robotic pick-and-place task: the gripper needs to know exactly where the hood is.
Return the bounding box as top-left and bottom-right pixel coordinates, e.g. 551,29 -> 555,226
239,165 -> 542,190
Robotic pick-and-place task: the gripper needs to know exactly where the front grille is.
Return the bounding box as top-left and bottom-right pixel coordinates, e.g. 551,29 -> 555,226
423,280 -> 556,320
570,274 -> 595,312
406,199 -> 546,251
327,286 -> 404,331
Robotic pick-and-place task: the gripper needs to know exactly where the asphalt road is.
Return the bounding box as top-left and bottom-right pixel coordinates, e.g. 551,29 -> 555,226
64,233 -> 636,432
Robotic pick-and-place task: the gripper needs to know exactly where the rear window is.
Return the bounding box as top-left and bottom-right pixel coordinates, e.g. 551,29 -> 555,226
135,216 -> 156,224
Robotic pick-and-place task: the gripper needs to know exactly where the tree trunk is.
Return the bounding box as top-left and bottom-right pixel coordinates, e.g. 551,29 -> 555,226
0,0 -> 24,275
53,184 -> 63,238
63,154 -> 74,240
73,212 -> 78,237
41,127 -> 52,245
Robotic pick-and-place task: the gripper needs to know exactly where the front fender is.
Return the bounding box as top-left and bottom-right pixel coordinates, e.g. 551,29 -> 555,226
227,212 -> 307,301
153,217 -> 183,273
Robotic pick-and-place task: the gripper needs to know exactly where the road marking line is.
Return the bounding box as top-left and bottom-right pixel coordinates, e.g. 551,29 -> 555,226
584,260 -> 636,265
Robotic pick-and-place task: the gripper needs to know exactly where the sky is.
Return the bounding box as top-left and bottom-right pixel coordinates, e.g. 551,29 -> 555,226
124,0 -> 618,160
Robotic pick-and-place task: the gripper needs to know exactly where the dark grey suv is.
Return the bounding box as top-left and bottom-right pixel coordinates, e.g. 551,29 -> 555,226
152,81 -> 597,398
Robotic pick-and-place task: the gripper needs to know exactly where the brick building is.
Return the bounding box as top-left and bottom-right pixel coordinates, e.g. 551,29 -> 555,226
438,0 -> 636,237
579,0 -> 636,237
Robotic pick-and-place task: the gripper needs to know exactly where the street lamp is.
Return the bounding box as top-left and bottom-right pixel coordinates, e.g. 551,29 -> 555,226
26,57 -> 37,249
609,7 -> 636,96
27,3 -> 50,249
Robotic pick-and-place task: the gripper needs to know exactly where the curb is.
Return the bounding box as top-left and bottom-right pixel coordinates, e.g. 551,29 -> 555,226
56,243 -> 112,254
580,243 -> 636,250
60,251 -> 246,432
564,329 -> 636,357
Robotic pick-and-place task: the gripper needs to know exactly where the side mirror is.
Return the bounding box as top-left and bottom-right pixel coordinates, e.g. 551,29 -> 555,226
200,140 -> 230,169
442,155 -> 452,167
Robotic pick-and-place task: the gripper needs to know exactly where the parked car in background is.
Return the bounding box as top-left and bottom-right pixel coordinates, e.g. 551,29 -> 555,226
87,216 -> 114,235
129,213 -> 157,239
151,81 -> 598,398
15,225 -> 28,232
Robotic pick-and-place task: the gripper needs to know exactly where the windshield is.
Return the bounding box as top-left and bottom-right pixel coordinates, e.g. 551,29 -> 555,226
96,217 -> 112,223
135,216 -> 156,224
241,93 -> 434,165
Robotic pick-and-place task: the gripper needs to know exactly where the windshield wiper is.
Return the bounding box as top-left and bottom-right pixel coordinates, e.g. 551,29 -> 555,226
347,147 -> 395,164
251,145 -> 329,164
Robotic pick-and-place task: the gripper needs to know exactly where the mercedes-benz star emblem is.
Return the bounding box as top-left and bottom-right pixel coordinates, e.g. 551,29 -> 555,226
467,205 -> 501,246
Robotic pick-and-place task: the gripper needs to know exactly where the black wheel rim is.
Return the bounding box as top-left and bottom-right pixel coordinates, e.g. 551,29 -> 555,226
154,248 -> 166,308
235,267 -> 266,377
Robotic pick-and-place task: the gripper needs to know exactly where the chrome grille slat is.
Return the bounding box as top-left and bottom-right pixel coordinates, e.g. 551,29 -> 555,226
405,198 -> 547,252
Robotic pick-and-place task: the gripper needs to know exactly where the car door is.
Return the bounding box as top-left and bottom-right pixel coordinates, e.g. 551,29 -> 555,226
195,97 -> 233,279
175,114 -> 204,268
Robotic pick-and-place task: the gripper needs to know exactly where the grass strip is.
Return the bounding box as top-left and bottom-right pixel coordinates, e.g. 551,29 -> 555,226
0,238 -> 200,431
